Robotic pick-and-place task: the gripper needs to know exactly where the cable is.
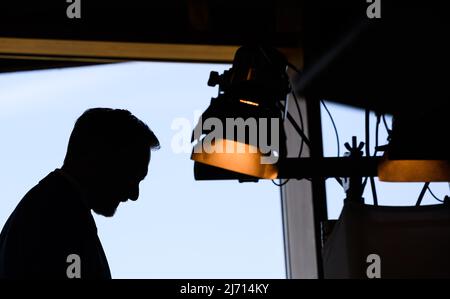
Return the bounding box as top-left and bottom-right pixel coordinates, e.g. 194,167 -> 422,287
382,114 -> 391,136
271,62 -> 309,187
365,110 -> 378,206
279,102 -> 312,148
291,91 -> 305,157
368,178 -> 378,205
286,63 -> 337,185
361,177 -> 369,198
286,63 -> 307,156
272,179 -> 291,187
428,186 -> 444,203
369,115 -> 381,204
375,114 -> 381,155
273,98 -> 308,187
416,182 -> 430,206
365,110 -> 371,157
321,100 -> 340,157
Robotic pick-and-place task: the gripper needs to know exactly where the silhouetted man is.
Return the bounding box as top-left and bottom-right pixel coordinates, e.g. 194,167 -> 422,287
0,108 -> 160,279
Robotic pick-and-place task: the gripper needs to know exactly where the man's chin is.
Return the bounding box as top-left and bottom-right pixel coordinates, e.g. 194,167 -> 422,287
92,204 -> 119,217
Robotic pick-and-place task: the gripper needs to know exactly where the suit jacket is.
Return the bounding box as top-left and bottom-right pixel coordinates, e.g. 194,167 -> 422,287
0,170 -> 111,279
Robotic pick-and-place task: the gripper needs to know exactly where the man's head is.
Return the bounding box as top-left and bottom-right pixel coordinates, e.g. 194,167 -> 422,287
62,108 -> 160,217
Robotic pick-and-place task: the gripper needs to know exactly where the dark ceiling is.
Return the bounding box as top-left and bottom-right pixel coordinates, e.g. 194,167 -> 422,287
1,0 -> 449,114
0,0 -> 302,45
301,1 -> 450,113
0,0 -> 302,73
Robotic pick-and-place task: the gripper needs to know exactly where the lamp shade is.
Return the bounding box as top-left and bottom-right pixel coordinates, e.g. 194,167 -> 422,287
378,108 -> 450,182
192,138 -> 278,179
378,156 -> 450,182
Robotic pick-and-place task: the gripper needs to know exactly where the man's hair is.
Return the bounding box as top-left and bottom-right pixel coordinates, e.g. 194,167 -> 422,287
64,108 -> 160,165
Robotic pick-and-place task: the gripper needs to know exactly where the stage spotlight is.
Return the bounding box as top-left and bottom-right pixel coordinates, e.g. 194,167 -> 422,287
191,46 -> 289,179
378,109 -> 450,182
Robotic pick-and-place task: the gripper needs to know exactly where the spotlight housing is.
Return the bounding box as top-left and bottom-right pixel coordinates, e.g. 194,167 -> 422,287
191,46 -> 289,179
378,109 -> 450,182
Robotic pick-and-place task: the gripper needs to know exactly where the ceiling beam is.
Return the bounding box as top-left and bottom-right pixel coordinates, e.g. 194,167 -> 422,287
0,38 -> 240,63
0,37 -> 301,65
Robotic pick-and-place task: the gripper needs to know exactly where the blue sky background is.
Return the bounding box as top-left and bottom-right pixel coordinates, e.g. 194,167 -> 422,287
0,61 -> 448,278
0,62 -> 284,278
321,102 -> 450,219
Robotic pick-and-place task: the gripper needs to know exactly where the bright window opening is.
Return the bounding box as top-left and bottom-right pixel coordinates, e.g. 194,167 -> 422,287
321,101 -> 449,219
0,62 -> 286,278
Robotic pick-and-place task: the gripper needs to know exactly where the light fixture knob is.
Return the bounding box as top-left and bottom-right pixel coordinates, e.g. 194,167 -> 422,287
207,71 -> 220,87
